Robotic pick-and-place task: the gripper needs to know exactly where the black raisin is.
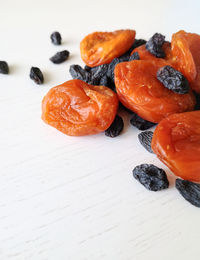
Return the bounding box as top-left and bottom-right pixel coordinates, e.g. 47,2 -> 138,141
30,67 -> 44,85
107,58 -> 121,83
193,91 -> 200,110
99,75 -> 109,87
0,61 -> 9,74
157,65 -> 190,94
50,31 -> 62,45
129,52 -> 140,61
176,179 -> 200,207
132,164 -> 169,191
91,64 -> 109,84
105,115 -> 124,137
69,64 -> 91,83
50,50 -> 70,64
84,65 -> 92,72
130,112 -> 156,130
129,38 -> 147,52
146,33 -> 165,58
138,131 -> 154,153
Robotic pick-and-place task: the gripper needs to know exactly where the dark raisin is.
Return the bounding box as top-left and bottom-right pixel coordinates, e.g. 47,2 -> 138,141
157,65 -> 189,94
30,67 -> 44,85
107,58 -> 121,83
69,64 -> 91,83
91,64 -> 109,84
193,91 -> 200,110
99,75 -> 109,87
129,52 -> 140,61
146,33 -> 165,58
105,115 -> 124,137
176,179 -> 200,207
129,38 -> 147,52
84,65 -> 92,72
0,61 -> 9,74
50,31 -> 62,45
138,131 -> 154,153
132,164 -> 169,191
50,50 -> 70,64
130,112 -> 156,130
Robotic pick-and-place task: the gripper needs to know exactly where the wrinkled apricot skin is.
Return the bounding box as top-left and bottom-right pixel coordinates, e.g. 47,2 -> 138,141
114,60 -> 195,123
152,111 -> 200,182
172,30 -> 200,93
80,29 -> 136,67
41,79 -> 118,136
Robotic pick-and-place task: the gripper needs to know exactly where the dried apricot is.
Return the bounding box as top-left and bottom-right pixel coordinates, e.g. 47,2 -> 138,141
114,60 -> 195,123
152,111 -> 200,182
80,29 -> 136,67
41,79 -> 118,136
171,30 -> 200,90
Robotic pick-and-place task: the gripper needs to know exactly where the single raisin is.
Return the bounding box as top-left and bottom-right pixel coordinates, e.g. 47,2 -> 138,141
105,115 -> 124,137
129,52 -> 140,61
30,67 -> 44,85
146,33 -> 165,58
0,61 -> 9,74
138,131 -> 154,153
50,31 -> 62,45
176,179 -> 200,207
50,50 -> 70,64
69,64 -> 91,83
130,112 -> 156,130
132,164 -> 169,191
157,65 -> 190,94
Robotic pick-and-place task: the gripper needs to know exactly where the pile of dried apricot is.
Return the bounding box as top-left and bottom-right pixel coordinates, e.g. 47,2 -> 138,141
42,29 -> 200,207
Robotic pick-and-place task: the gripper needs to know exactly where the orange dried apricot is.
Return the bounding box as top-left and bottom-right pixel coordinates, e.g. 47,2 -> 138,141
80,29 -> 135,67
114,60 -> 195,123
152,111 -> 200,182
171,30 -> 200,87
41,79 -> 118,136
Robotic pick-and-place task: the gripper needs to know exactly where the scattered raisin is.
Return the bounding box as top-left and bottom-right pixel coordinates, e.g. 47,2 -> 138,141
129,52 -> 140,61
0,61 -> 9,74
105,115 -> 124,137
138,131 -> 154,153
146,33 -> 165,58
130,112 -> 156,130
69,64 -> 91,83
50,50 -> 70,64
30,67 -> 44,85
157,65 -> 190,94
176,179 -> 200,207
50,31 -> 62,45
132,164 -> 169,191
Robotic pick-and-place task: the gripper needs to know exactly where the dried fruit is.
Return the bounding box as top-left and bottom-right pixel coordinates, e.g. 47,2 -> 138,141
157,65 -> 190,94
105,115 -> 124,137
130,112 -> 156,130
176,179 -> 200,207
146,33 -> 166,58
91,64 -> 109,84
80,29 -> 136,67
0,61 -> 9,74
129,52 -> 140,61
138,131 -> 154,153
152,111 -> 200,182
41,79 -> 118,136
30,67 -> 44,84
50,31 -> 62,45
172,30 -> 200,93
132,164 -> 169,191
115,60 -> 195,122
50,50 -> 70,64
69,64 -> 91,83
194,91 -> 200,110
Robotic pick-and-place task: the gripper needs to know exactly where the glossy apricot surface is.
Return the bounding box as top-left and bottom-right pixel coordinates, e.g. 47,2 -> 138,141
114,60 -> 195,123
80,29 -> 135,67
152,111 -> 200,182
41,79 -> 118,136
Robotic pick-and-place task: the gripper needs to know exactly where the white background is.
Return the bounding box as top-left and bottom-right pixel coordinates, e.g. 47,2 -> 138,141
1,0 -> 200,259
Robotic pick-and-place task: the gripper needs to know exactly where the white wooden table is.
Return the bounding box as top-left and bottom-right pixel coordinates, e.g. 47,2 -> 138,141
1,0 -> 200,259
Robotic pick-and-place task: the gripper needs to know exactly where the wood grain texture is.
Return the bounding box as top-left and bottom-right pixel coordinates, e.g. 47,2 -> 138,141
1,0 -> 200,259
